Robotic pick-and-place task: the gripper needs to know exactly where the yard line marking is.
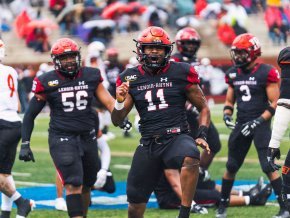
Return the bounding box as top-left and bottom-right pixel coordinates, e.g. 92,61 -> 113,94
12,172 -> 31,177
113,164 -> 131,170
15,181 -> 54,187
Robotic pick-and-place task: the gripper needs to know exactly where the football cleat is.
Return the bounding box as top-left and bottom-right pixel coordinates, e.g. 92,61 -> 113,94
16,199 -> 35,218
216,204 -> 227,218
272,208 -> 290,218
55,197 -> 67,211
191,203 -> 208,214
244,176 -> 264,196
250,183 -> 272,205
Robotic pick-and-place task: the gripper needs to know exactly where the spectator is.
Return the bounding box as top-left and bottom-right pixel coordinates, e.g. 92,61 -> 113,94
26,27 -> 50,53
49,0 -> 66,17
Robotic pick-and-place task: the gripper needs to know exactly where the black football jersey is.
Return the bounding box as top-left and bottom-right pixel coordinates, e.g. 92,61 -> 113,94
116,62 -> 200,138
225,63 -> 280,123
32,67 -> 103,133
171,52 -> 199,66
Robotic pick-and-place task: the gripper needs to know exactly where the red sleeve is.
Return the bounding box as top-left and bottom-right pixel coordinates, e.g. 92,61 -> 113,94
99,75 -> 103,83
170,56 -> 181,62
32,77 -> 45,93
116,75 -> 122,87
186,66 -> 200,89
267,68 -> 280,85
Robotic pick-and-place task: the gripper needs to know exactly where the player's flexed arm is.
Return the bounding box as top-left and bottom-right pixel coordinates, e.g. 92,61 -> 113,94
186,84 -> 210,153
111,81 -> 134,126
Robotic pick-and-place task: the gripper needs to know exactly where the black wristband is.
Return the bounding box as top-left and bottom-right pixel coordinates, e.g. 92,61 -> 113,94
196,125 -> 208,141
266,105 -> 276,116
223,105 -> 234,113
256,116 -> 266,123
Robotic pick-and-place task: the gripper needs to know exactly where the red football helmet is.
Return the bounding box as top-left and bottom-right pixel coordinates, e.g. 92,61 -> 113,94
230,33 -> 261,68
175,27 -> 201,57
135,26 -> 173,68
51,38 -> 81,77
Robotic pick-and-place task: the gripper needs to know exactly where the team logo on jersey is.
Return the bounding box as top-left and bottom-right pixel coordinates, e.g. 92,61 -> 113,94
125,75 -> 137,82
249,77 -> 255,81
229,72 -> 237,79
79,81 -> 85,85
160,77 -> 168,82
48,80 -> 59,87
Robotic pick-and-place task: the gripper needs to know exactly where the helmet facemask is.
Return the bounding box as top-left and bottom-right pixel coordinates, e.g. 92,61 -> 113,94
52,51 -> 81,78
230,47 -> 258,69
178,40 -> 200,58
137,42 -> 173,69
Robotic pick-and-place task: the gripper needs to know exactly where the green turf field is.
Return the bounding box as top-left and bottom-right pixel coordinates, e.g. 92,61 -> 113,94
11,104 -> 289,217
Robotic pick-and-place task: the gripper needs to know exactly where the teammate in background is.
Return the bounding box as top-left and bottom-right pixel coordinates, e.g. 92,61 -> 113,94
171,27 -> 222,177
217,33 -> 286,218
19,38 -> 116,218
154,169 -> 272,212
111,26 -> 211,218
104,48 -> 130,138
267,47 -> 290,215
0,39 -> 35,218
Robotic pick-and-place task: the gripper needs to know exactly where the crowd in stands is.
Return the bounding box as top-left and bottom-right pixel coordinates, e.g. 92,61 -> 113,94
0,0 -> 288,109
0,0 -> 289,54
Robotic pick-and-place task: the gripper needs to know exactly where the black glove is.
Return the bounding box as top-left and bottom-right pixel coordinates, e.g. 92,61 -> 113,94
267,147 -> 281,171
241,117 -> 265,137
223,114 -> 235,129
19,142 -> 35,162
119,120 -> 132,132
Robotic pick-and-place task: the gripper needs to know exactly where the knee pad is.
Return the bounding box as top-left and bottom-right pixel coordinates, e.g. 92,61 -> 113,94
126,186 -> 148,204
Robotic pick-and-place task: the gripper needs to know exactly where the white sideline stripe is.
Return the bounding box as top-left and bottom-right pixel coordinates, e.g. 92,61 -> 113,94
35,195 -> 156,207
12,172 -> 31,177
113,164 -> 131,170
15,181 -> 54,187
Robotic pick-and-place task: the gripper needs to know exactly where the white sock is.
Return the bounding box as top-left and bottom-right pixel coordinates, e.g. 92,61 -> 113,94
11,191 -> 21,202
244,196 -> 250,205
1,175 -> 15,211
238,190 -> 243,197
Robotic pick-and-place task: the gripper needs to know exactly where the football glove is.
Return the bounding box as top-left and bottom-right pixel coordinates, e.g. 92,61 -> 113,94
267,147 -> 281,171
94,169 -> 107,189
223,114 -> 235,129
241,117 -> 264,137
119,120 -> 132,132
19,142 -> 35,162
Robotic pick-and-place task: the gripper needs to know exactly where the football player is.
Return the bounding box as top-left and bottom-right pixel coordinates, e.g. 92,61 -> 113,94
154,169 -> 272,210
111,26 -> 211,218
216,33 -> 287,218
0,39 -> 35,218
172,27 -> 222,178
267,47 -> 290,215
19,38 -> 116,218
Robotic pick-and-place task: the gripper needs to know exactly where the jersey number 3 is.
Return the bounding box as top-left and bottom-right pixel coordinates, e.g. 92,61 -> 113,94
240,85 -> 251,102
145,89 -> 168,111
61,91 -> 88,112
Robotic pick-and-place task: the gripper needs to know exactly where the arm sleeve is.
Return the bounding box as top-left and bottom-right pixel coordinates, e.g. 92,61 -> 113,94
97,135 -> 111,171
267,67 -> 280,85
21,96 -> 46,142
185,66 -> 200,90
